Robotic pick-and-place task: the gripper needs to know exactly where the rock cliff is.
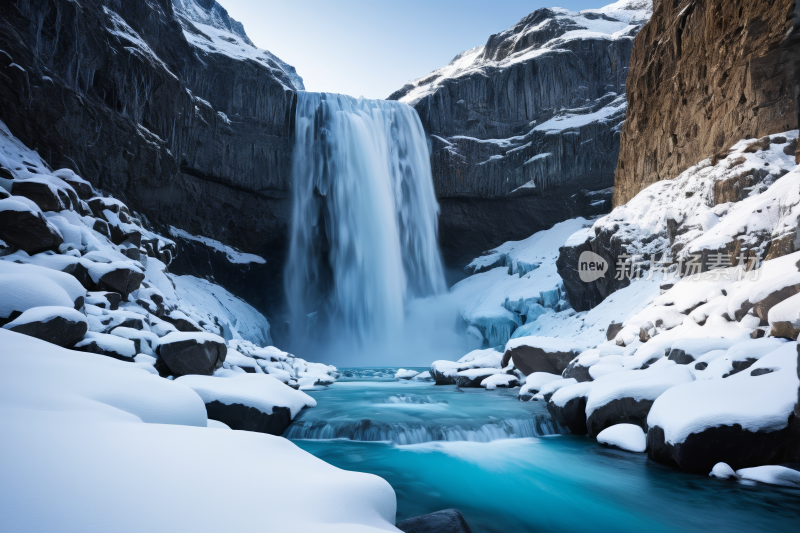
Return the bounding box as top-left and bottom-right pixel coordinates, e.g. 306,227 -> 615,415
0,0 -> 300,315
613,0 -> 800,206
389,0 -> 652,266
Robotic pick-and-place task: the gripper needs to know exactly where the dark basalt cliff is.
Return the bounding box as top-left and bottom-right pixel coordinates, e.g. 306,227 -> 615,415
389,1 -> 651,267
0,0 -> 298,314
613,0 -> 800,206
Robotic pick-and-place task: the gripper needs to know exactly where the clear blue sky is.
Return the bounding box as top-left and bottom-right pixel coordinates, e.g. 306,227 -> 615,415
219,0 -> 610,99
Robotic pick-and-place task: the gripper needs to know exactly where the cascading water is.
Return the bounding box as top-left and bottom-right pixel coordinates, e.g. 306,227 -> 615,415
286,92 -> 447,354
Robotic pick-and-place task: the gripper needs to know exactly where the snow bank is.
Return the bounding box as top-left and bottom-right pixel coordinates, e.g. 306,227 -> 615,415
596,424 -> 646,453
175,373 -> 316,418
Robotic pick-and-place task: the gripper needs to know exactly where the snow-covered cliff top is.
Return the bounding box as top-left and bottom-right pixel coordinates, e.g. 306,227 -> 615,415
173,0 -> 304,90
394,0 -> 651,105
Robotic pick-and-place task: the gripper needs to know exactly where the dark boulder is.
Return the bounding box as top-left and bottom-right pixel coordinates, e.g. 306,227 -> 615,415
607,322 -> 624,341
586,397 -> 654,438
396,509 -> 473,533
562,360 -> 593,382
455,371 -> 501,388
161,311 -> 204,333
547,395 -> 588,435
156,333 -> 227,377
74,332 -> 136,361
71,262 -> 145,299
205,401 -> 291,436
11,180 -> 64,211
504,341 -> 580,376
0,202 -> 63,253
2,307 -> 87,347
647,424 -> 793,474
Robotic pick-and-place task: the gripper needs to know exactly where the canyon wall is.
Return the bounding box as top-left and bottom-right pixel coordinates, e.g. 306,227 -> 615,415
613,0 -> 800,206
0,0 -> 299,313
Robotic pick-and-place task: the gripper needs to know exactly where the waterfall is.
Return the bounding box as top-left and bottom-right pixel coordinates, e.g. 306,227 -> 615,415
285,92 -> 447,351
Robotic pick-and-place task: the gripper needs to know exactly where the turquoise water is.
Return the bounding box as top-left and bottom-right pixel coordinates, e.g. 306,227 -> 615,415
287,369 -> 800,533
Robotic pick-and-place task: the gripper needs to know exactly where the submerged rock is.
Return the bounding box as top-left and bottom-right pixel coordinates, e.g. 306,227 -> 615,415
396,509 -> 473,533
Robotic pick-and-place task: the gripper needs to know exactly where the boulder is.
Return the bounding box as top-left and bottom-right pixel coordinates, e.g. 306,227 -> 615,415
71,262 -> 145,298
753,282 -> 800,323
395,369 -> 420,380
160,310 -> 204,333
667,338 -> 740,365
74,331 -> 136,361
157,332 -> 227,377
646,343 -> 798,472
85,291 -> 122,311
0,199 -> 63,253
175,373 -> 316,435
587,397 -> 655,438
768,293 -> 800,339
11,179 -> 64,211
562,359 -> 593,382
396,509 -> 473,533
455,368 -> 503,387
503,336 -> 582,376
547,382 -> 592,435
2,306 -> 87,347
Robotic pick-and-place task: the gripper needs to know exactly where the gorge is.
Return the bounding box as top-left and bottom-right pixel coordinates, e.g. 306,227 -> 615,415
1,0 -> 800,532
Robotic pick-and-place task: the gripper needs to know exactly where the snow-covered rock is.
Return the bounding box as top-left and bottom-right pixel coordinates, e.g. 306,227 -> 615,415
412,371 -> 433,382
503,335 -> 583,376
547,382 -> 593,434
2,306 -> 87,348
768,292 -> 800,339
518,372 -> 563,401
75,331 -> 137,361
0,197 -> 63,254
596,424 -> 646,453
430,348 -> 503,384
175,373 -> 316,435
647,342 -> 799,472
156,332 -> 228,377
480,373 -> 520,390
584,363 -> 694,437
395,369 -> 420,380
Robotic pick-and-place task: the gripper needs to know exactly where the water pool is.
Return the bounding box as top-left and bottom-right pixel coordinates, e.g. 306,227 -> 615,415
287,370 -> 800,532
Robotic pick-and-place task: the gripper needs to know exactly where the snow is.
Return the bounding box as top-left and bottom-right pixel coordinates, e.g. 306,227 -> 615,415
394,369 -> 420,380
2,306 -> 86,328
178,19 -> 302,91
505,335 -> 584,354
519,372 -> 563,395
481,373 -> 519,389
454,218 -> 590,347
736,466 -> 800,487
596,424 -> 646,452
709,462 -> 739,480
169,227 -> 266,264
158,331 -> 225,346
172,275 -> 272,346
0,330 -> 398,533
0,198 -> 35,213
431,348 -> 503,378
550,381 -> 594,407
0,274 -> 75,319
534,95 -> 626,133
175,373 -> 317,418
647,342 -> 799,444
585,363 -> 695,417
75,332 -> 137,359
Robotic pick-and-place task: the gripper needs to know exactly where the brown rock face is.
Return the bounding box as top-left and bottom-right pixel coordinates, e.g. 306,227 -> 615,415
614,0 -> 800,207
